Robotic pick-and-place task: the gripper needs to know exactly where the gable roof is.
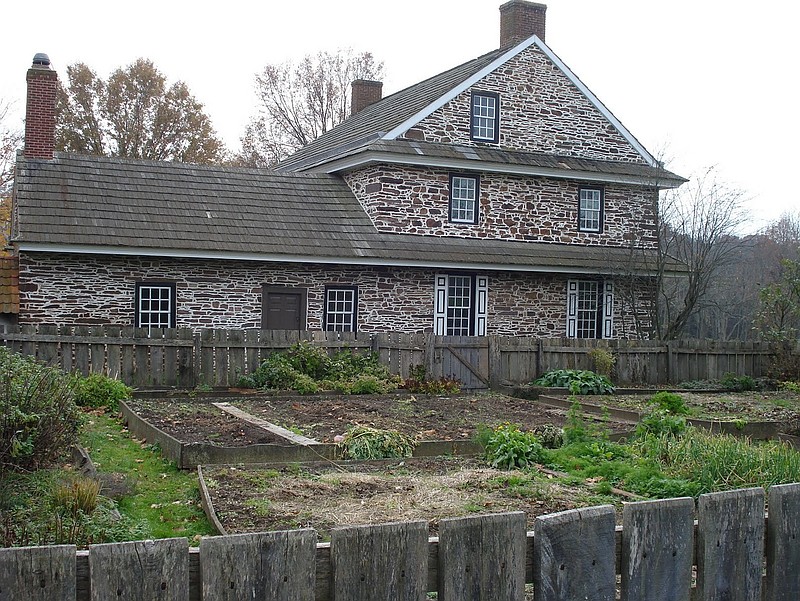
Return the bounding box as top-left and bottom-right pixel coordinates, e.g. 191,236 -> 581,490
13,152 -> 666,276
278,35 -> 676,182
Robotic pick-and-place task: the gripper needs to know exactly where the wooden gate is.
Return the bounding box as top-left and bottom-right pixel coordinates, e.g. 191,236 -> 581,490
434,335 -> 490,389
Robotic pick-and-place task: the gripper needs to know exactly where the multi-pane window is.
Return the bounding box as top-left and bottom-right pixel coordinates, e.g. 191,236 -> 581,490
446,275 -> 473,336
470,92 -> 499,143
135,283 -> 176,331
434,274 -> 489,336
578,187 -> 603,232
567,280 -> 613,339
450,174 -> 479,223
324,286 -> 357,332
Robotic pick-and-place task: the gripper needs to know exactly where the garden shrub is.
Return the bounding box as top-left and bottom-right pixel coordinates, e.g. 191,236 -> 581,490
587,348 -> 615,378
720,372 -> 757,392
337,426 -> 415,459
636,409 -> 687,437
0,349 -> 81,473
237,342 -> 397,394
532,369 -> 614,395
480,423 -> 546,469
649,391 -> 690,415
73,373 -> 133,410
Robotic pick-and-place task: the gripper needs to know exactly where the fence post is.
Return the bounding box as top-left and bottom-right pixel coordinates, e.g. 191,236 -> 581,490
488,336 -> 502,387
766,483 -> 800,601
0,545 -> 76,601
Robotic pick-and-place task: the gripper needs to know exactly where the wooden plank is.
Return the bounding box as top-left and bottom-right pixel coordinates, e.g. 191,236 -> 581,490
104,326 -> 121,379
133,327 -> 151,387
620,497 -> 694,601
200,530 -> 316,601
766,483 -> 800,601
38,324 -> 60,366
176,328 -> 195,387
150,329 -> 165,387
89,538 -> 189,601
163,328 -> 178,387
534,505 -> 616,601
213,329 -> 228,387
200,329 -> 214,387
244,329 -> 261,377
227,329 -> 244,387
0,544 -> 76,601
89,326 -> 105,374
445,344 -> 490,387
331,520 -> 428,601
120,327 -> 136,385
438,512 -> 526,601
696,487 -> 765,601
212,402 -> 319,445
74,326 -> 90,376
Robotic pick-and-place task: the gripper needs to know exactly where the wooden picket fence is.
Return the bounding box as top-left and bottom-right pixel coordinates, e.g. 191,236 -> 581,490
0,325 -> 793,389
1,484 -> 798,600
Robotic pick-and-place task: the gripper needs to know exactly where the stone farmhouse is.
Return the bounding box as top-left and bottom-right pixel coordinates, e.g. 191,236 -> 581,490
10,1 -> 685,339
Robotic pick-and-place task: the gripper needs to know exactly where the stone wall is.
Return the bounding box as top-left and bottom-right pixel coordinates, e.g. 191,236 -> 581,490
404,44 -> 646,164
345,165 -> 658,248
17,253 -> 653,338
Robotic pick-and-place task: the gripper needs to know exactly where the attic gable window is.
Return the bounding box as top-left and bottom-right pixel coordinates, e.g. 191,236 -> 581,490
578,186 -> 603,232
449,174 -> 479,224
470,91 -> 499,143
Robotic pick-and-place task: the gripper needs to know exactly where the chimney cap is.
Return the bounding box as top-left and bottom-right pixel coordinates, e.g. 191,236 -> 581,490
32,53 -> 51,68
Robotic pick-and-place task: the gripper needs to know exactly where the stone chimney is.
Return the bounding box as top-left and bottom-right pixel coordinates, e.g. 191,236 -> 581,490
351,79 -> 383,116
500,0 -> 547,47
24,53 -> 58,160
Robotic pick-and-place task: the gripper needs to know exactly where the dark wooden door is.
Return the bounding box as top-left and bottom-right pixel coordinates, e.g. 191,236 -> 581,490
262,287 -> 307,330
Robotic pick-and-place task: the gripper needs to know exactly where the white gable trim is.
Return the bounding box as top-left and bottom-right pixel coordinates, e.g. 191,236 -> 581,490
382,35 -> 658,168
532,38 -> 659,167
383,37 -> 537,141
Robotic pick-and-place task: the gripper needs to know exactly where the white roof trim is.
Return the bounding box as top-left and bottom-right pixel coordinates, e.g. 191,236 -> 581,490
382,37 -> 537,141
532,38 -> 659,167
382,34 -> 658,168
311,150 -> 683,188
15,243 -> 657,276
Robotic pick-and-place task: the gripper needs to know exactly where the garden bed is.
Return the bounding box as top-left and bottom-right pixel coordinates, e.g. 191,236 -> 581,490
197,458 -> 622,540
122,392 -> 634,468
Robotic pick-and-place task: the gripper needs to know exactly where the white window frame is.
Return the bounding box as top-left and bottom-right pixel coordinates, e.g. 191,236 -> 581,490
449,174 -> 479,224
470,92 -> 499,143
434,274 -> 488,336
567,280 -> 613,339
135,282 -> 176,332
578,187 -> 603,233
324,286 -> 357,332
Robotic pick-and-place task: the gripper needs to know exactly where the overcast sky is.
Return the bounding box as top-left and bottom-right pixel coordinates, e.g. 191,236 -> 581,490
3,0 -> 797,231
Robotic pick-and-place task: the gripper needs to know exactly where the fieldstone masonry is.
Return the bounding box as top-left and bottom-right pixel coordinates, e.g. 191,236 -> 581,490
18,254 -> 652,337
345,165 -> 657,247
405,45 -> 645,163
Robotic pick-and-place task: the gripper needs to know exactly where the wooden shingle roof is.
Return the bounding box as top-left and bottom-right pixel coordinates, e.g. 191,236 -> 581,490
0,256 -> 19,314
13,152 -> 664,276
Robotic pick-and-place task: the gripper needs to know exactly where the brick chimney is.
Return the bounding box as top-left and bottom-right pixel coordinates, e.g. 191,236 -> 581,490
24,53 -> 58,160
499,0 -> 547,47
351,79 -> 383,116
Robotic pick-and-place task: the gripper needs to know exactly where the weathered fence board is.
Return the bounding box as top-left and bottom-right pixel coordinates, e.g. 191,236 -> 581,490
438,512 -> 526,601
533,505 -> 617,601
620,497 -> 694,601
89,538 -> 189,601
696,487 -> 765,601
0,326 -> 795,388
200,530 -> 316,601
0,544 -> 76,601
766,483 -> 800,601
331,520 -> 428,601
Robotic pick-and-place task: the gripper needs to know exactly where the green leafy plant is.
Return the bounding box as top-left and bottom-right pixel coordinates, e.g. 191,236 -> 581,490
237,343 -> 397,394
720,373 -> 757,392
480,423 -> 546,470
779,381 -> 800,393
73,373 -> 133,410
533,369 -> 614,395
649,391 -> 690,415
636,409 -> 687,437
336,426 -> 416,460
587,348 -> 615,378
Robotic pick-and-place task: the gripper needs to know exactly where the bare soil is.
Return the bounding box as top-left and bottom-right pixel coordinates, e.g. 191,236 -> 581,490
200,458 -> 620,540
128,391 -> 631,446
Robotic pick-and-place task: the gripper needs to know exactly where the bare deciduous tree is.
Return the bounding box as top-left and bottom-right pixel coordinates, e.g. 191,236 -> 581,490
656,167 -> 750,340
240,49 -> 384,167
56,59 -> 226,165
